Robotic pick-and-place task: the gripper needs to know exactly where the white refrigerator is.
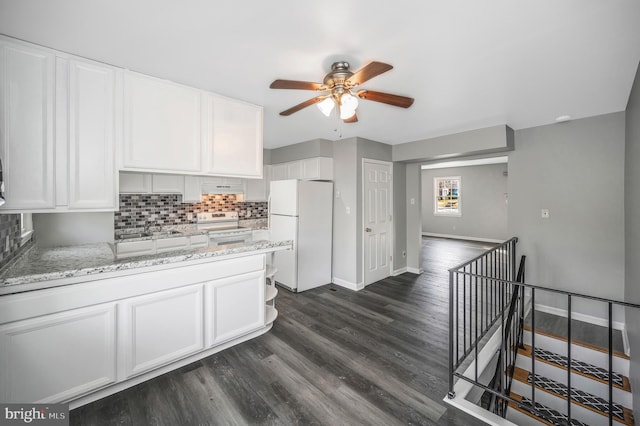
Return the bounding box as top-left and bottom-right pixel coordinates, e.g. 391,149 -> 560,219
269,179 -> 333,292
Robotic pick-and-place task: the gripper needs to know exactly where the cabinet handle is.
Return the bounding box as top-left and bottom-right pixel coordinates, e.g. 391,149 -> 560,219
365,227 -> 372,232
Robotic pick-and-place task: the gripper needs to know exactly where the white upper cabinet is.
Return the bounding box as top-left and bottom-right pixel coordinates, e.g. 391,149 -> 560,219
0,36 -> 120,212
204,93 -> 263,178
67,59 -> 120,209
123,71 -> 202,173
270,157 -> 333,181
0,40 -> 55,210
244,165 -> 271,202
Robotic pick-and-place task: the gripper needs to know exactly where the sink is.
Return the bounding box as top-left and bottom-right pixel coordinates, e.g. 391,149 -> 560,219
117,230 -> 183,241
147,230 -> 184,238
119,233 -> 144,240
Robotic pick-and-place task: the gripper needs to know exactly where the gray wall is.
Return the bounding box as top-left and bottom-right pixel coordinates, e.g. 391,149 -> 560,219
332,138 -> 359,285
356,138 -> 393,284
270,139 -> 333,164
421,163 -> 508,241
331,137 -> 393,287
406,163 -> 422,272
34,213 -> 115,247
508,112 -> 626,320
392,125 -> 514,162
624,63 -> 640,420
393,162 -> 407,272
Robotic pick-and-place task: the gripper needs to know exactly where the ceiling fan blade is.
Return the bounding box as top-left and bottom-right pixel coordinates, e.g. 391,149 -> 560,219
279,96 -> 328,116
356,89 -> 414,108
343,113 -> 358,123
270,79 -> 325,91
347,61 -> 393,86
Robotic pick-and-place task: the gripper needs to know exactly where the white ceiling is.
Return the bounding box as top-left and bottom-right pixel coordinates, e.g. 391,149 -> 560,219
1,1 -> 639,149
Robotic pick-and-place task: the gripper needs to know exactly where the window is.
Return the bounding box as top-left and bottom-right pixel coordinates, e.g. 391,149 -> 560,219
434,176 -> 461,216
20,213 -> 33,246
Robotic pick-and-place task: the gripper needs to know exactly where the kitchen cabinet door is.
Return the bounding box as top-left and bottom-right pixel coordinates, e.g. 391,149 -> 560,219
0,303 -> 117,403
0,39 -> 55,210
67,59 -> 120,209
183,176 -> 203,203
270,163 -> 288,181
119,285 -> 204,378
151,174 -> 184,193
124,71 -> 202,173
205,93 -> 263,178
244,165 -> 270,201
300,157 -> 333,180
287,161 -> 301,179
119,171 -> 152,193
204,271 -> 264,346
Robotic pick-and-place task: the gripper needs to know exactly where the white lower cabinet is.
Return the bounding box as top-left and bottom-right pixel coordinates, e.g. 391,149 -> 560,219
205,271 -> 265,346
0,303 -> 117,403
119,285 -> 204,378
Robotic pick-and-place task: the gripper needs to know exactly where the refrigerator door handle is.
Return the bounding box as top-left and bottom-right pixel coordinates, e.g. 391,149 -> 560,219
267,195 -> 271,230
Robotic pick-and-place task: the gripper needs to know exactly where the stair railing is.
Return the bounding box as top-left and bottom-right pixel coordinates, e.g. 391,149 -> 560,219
485,255 -> 526,416
449,238 -> 640,426
448,237 -> 518,400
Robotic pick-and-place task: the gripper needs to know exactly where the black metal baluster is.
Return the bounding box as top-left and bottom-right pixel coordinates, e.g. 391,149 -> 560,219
455,273 -> 460,364
608,302 -> 613,426
475,272 -> 479,382
531,288 -> 536,406
449,269 -> 455,398
567,295 -> 572,423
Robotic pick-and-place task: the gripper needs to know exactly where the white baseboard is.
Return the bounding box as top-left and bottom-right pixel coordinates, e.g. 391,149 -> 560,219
407,267 -> 422,274
332,277 -> 364,291
422,232 -> 504,244
392,267 -> 407,276
535,303 -> 630,355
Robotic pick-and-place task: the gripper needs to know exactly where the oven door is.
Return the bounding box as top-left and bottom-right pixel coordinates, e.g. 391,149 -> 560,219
208,231 -> 252,247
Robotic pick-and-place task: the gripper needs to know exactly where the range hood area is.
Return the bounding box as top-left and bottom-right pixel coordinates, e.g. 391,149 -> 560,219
201,181 -> 244,195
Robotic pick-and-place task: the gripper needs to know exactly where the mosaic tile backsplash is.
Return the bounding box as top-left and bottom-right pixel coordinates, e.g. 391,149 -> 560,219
0,213 -> 29,269
114,194 -> 268,232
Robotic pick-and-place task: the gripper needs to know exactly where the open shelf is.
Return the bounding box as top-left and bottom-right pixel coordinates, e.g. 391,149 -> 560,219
265,305 -> 278,325
266,285 -> 278,302
266,265 -> 278,280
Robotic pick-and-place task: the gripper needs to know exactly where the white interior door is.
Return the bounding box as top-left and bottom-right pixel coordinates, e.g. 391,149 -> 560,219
363,160 -> 392,285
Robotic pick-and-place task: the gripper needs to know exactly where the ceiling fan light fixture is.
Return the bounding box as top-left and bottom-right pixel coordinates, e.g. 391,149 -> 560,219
339,92 -> 358,119
317,97 -> 335,117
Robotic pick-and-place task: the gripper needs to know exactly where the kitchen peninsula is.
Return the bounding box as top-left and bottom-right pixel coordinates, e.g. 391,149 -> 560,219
0,239 -> 292,408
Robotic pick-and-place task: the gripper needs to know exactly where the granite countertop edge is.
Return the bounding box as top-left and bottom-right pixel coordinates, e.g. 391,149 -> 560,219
0,239 -> 292,289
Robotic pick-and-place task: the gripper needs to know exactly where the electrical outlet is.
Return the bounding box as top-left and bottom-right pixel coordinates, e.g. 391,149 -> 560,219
410,198 -> 415,205
346,206 -> 351,215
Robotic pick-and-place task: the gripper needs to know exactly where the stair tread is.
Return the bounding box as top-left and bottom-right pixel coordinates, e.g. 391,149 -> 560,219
518,344 -> 631,392
512,366 -> 634,426
524,324 -> 629,360
509,392 -> 589,426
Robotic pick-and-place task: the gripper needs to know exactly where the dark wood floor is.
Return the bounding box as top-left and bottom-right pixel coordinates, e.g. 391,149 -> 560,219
71,237 -> 494,425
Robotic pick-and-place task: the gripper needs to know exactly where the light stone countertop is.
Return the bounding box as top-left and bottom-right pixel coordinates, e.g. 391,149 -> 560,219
0,239 -> 292,294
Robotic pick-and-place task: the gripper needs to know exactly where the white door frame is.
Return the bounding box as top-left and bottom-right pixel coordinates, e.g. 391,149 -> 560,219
361,158 -> 394,286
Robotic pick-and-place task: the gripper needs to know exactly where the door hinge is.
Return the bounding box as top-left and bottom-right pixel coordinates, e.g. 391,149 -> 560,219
390,255 -> 393,261
389,214 -> 392,221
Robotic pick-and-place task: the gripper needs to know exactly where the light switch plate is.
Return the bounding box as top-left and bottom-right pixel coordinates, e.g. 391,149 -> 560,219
541,209 -> 550,219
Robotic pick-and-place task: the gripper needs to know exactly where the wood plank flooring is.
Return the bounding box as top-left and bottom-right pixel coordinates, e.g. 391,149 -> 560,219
70,237 -> 494,425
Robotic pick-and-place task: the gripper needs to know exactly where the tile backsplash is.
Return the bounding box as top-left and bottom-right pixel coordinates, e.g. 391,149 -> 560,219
0,214 -> 29,269
114,194 -> 268,232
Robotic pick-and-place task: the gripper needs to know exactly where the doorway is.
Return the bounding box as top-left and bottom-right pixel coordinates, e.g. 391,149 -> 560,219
362,159 -> 393,286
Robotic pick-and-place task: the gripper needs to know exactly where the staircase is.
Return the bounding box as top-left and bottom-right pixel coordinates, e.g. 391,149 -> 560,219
506,323 -> 634,426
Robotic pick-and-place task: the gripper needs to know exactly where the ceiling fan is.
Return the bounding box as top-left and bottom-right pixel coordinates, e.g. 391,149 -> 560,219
269,61 -> 414,123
